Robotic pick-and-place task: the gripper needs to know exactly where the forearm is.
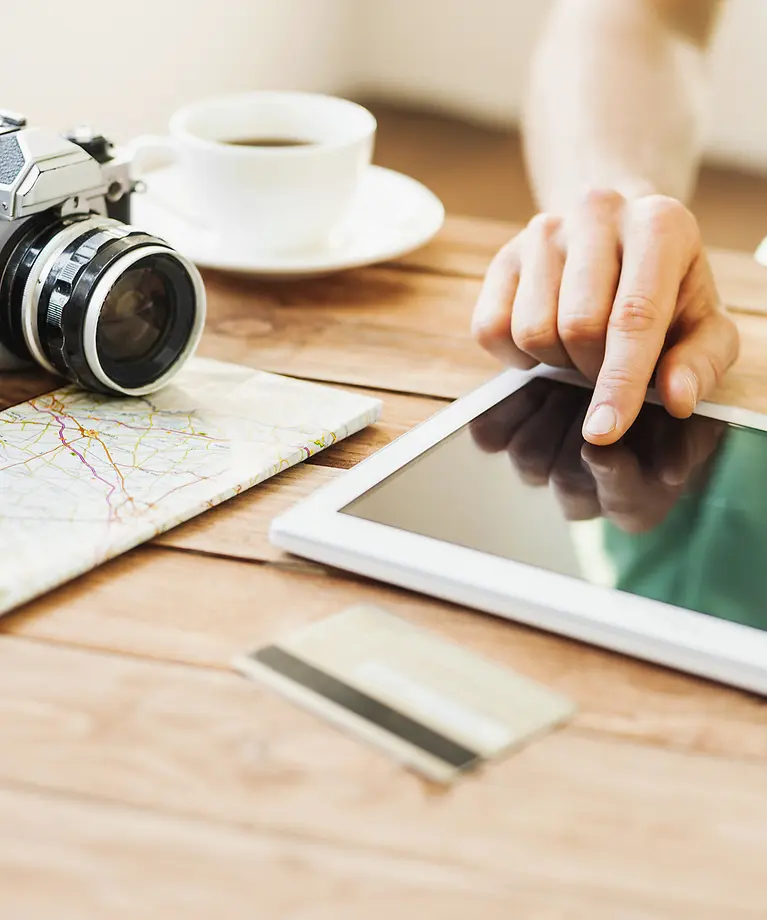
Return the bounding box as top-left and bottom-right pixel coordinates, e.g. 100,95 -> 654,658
523,0 -> 713,210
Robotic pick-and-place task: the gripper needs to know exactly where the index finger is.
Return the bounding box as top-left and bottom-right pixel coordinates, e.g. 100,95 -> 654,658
582,198 -> 696,445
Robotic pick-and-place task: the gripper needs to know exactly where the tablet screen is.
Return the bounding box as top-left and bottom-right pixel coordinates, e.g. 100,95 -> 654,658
343,378 -> 767,630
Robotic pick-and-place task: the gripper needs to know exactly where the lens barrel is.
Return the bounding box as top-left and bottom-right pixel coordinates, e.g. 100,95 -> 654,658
0,213 -> 205,395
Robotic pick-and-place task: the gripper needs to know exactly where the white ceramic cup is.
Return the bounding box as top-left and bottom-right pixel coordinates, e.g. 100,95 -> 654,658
129,92 -> 377,255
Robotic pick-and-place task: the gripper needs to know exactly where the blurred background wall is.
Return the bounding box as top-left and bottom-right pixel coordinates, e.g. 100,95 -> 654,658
2,0 -> 765,251
2,0 -> 766,170
0,0 -> 355,140
356,0 -> 767,172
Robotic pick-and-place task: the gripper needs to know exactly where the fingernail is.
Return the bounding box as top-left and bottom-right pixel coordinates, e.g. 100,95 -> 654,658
584,404 -> 617,438
660,466 -> 685,487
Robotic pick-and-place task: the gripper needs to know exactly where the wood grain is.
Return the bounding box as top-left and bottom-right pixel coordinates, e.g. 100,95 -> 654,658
710,248 -> 767,315
0,783 -> 553,920
4,781 -> 750,920
392,214 -> 516,279
199,265 -> 492,399
0,368 -> 55,410
716,312 -> 767,412
0,635 -> 765,917
5,546 -> 767,762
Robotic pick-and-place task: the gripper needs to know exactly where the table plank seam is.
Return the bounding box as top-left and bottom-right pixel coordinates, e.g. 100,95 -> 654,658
275,370 -> 455,407
382,259 -> 480,281
570,722 -> 767,767
148,540 -> 325,575
1,628 -> 764,769
0,630 -> 231,677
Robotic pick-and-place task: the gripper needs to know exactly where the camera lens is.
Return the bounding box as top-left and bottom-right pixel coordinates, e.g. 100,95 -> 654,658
0,213 -> 205,395
97,266 -> 171,364
86,248 -> 199,392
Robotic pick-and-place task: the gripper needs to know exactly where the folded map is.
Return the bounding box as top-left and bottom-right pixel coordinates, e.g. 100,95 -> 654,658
0,357 -> 381,615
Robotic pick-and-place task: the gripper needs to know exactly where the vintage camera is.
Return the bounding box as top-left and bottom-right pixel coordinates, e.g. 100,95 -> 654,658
0,110 -> 205,396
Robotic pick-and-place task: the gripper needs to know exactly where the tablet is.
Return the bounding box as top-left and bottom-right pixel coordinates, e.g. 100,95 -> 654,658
270,367 -> 767,695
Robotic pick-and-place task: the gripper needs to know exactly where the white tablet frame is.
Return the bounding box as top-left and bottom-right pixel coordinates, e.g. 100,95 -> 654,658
270,367 -> 767,696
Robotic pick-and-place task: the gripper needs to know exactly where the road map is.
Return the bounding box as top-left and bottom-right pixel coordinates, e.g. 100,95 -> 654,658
0,358 -> 381,614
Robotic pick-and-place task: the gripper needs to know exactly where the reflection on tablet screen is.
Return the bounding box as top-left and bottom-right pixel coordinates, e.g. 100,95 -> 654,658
344,378 -> 767,630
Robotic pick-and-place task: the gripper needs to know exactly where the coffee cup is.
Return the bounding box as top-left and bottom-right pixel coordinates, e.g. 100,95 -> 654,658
129,91 -> 377,255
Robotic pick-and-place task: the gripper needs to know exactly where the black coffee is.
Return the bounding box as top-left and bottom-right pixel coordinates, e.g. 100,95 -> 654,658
223,137 -> 315,148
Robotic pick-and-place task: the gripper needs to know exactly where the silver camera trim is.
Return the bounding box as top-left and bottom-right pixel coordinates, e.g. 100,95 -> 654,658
82,245 -> 206,397
21,215 -> 114,375
0,128 -> 107,221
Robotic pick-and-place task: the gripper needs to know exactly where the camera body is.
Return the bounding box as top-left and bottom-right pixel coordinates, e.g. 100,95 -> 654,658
0,110 -> 133,227
0,110 -> 205,396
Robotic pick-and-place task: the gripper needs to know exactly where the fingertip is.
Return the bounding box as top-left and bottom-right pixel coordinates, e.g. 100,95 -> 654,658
471,307 -> 505,347
580,442 -> 631,478
582,403 -> 622,446
473,289 -> 537,369
486,337 -> 539,368
580,442 -> 611,471
473,313 -> 529,367
659,464 -> 687,486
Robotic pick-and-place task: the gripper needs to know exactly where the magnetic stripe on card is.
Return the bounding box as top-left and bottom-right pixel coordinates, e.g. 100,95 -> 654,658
253,645 -> 482,771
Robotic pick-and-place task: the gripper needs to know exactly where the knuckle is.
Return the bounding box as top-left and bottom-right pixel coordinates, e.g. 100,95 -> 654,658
488,237 -> 521,275
632,194 -> 698,239
579,187 -> 624,214
558,311 -> 606,346
513,324 -> 557,354
596,364 -> 641,394
610,294 -> 664,335
527,212 -> 562,241
514,319 -> 558,354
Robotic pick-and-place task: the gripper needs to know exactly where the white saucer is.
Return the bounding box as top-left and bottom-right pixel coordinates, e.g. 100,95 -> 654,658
131,164 -> 445,279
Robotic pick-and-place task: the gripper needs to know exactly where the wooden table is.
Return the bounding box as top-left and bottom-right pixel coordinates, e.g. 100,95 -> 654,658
3,216 -> 767,919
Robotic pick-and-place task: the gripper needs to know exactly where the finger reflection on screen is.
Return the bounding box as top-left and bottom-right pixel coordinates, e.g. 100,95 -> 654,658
347,377 -> 767,629
470,378 -> 725,533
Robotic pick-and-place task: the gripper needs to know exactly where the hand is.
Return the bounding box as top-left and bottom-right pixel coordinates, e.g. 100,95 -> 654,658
469,378 -> 726,533
472,191 -> 740,446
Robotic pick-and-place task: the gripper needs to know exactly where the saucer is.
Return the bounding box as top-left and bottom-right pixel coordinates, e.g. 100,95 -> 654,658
130,164 -> 445,279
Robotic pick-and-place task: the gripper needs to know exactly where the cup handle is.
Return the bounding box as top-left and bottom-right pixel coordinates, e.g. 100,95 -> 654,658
125,134 -> 210,232
125,134 -> 178,177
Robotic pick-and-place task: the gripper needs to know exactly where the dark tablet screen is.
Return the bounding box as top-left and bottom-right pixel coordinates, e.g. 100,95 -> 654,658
343,377 -> 767,630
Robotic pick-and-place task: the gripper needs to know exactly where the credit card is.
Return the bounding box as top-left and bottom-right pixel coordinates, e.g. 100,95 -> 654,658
234,605 -> 575,783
